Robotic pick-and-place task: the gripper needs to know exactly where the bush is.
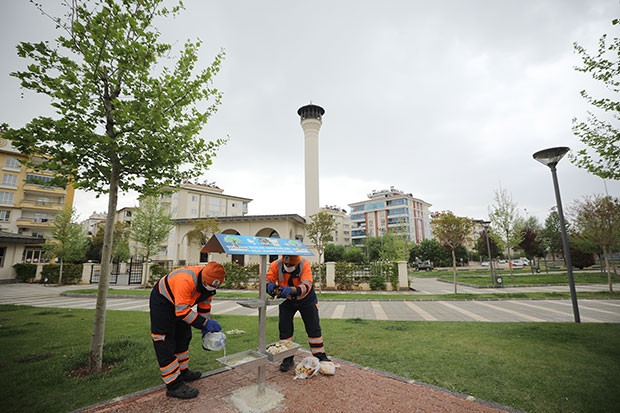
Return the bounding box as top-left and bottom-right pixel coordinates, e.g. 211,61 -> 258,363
147,264 -> 168,287
222,262 -> 259,289
40,263 -> 83,285
13,263 -> 37,282
369,275 -> 386,291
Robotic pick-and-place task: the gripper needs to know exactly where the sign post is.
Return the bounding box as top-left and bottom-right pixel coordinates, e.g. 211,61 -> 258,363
202,234 -> 314,394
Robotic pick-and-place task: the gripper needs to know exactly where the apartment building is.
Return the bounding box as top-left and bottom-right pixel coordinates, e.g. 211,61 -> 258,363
319,205 -> 351,247
0,138 -> 75,264
348,186 -> 431,246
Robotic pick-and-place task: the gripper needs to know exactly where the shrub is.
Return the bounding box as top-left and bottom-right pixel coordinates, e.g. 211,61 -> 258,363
40,263 -> 83,284
148,264 -> 168,287
369,275 -> 386,290
13,263 -> 37,282
222,262 -> 259,289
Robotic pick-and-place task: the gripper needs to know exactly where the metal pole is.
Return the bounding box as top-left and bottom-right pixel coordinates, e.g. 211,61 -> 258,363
257,255 -> 267,394
484,227 -> 495,287
550,165 -> 581,323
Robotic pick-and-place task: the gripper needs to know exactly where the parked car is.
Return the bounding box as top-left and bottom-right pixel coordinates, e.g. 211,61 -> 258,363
510,258 -> 530,266
415,261 -> 434,271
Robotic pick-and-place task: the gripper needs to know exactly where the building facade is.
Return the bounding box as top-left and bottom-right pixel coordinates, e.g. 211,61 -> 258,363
348,187 -> 431,246
0,138 -> 75,267
319,205 -> 351,247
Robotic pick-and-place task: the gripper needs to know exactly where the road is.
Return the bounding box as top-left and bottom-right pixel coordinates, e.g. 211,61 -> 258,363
0,277 -> 618,323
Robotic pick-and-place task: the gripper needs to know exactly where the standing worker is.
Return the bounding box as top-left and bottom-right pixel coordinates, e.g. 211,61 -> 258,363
150,262 -> 226,399
266,255 -> 330,372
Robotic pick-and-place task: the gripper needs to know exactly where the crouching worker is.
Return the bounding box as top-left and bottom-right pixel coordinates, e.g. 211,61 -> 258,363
150,262 -> 226,399
266,255 -> 330,372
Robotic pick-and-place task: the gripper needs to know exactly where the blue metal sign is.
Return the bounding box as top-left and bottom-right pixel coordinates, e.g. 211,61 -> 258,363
203,234 -> 314,256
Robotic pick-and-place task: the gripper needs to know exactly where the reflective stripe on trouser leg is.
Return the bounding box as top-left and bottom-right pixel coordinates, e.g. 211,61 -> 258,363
308,336 -> 325,355
159,358 -> 181,385
176,350 -> 190,371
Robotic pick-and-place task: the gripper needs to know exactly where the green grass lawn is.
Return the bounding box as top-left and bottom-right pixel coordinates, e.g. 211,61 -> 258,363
438,271 -> 616,287
1,304 -> 619,413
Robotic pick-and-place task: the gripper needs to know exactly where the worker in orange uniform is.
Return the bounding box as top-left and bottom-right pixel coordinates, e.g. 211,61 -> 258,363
266,255 -> 330,372
150,262 -> 226,399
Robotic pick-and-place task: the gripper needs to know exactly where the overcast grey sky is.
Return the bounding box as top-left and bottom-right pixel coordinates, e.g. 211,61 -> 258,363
2,0 -> 619,224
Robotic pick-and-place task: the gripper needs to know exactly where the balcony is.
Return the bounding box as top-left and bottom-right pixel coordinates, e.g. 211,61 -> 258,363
22,183 -> 66,196
19,199 -> 64,212
17,217 -> 53,228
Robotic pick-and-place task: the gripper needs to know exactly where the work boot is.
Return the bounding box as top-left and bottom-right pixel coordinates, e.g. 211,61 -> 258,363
181,368 -> 202,382
166,382 -> 199,399
315,352 -> 331,362
279,356 -> 295,372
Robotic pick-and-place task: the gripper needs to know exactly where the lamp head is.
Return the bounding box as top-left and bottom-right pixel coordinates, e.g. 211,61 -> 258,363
533,147 -> 570,168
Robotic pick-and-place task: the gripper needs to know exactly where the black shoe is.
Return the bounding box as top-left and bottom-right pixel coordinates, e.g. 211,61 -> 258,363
279,356 -> 295,372
166,383 -> 199,399
315,352 -> 331,362
181,369 -> 202,382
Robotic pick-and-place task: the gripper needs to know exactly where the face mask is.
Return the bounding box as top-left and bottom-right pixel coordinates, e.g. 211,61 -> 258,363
203,283 -> 217,291
283,263 -> 296,272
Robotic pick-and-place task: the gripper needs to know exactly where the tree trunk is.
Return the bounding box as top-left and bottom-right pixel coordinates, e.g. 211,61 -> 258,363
452,249 -> 457,294
58,258 -> 64,285
88,165 -> 120,374
603,246 -> 613,293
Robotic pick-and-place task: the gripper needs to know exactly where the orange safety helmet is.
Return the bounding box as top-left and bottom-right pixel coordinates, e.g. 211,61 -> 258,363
201,262 -> 226,289
282,255 -> 301,265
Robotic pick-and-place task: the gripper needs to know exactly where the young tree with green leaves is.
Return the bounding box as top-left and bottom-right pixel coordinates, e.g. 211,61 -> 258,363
570,19 -> 620,180
44,206 -> 89,285
431,211 -> 474,294
306,211 -> 337,292
489,188 -> 524,281
112,221 -> 131,263
570,195 -> 620,292
3,0 -> 226,374
131,196 -> 173,285
519,216 -> 544,274
185,217 -> 220,262
541,208 -> 563,269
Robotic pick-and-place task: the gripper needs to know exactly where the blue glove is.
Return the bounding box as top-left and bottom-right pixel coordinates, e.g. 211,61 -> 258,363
266,282 -> 277,297
202,319 -> 221,335
277,286 -> 293,298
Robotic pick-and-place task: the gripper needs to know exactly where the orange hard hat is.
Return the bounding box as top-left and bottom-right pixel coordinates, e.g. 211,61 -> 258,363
282,255 -> 301,265
201,262 -> 226,289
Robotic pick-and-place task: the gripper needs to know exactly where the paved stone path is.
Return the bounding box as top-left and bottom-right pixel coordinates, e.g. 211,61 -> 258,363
1,278 -> 618,323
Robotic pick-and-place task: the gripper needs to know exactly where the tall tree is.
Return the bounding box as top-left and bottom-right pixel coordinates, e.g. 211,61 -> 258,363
571,20 -> 620,180
570,195 -> 620,292
489,188 -> 524,281
306,211 -> 336,292
3,0 -> 225,374
44,206 -> 89,284
541,208 -> 563,268
131,196 -> 173,284
518,216 -> 544,274
431,211 -> 474,294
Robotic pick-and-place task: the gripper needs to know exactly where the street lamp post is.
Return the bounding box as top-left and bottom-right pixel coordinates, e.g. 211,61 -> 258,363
482,221 -> 495,287
533,146 -> 580,323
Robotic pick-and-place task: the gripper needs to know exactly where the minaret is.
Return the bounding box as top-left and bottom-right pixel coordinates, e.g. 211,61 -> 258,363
297,103 -> 325,218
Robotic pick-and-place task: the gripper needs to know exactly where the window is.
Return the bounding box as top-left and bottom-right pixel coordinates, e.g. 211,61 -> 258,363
5,157 -> 20,169
23,248 -> 46,263
2,174 -> 17,186
0,210 -> 10,222
0,247 -> 5,267
0,192 -> 14,204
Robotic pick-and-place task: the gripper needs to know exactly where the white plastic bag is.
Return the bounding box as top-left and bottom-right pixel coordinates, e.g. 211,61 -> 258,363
293,356 -> 320,379
319,361 -> 338,375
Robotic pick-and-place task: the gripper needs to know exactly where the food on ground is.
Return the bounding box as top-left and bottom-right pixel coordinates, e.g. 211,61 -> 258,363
266,341 -> 296,354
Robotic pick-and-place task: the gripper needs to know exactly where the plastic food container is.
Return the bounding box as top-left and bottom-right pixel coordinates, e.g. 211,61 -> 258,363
217,350 -> 267,370
261,341 -> 300,362
202,332 -> 226,351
